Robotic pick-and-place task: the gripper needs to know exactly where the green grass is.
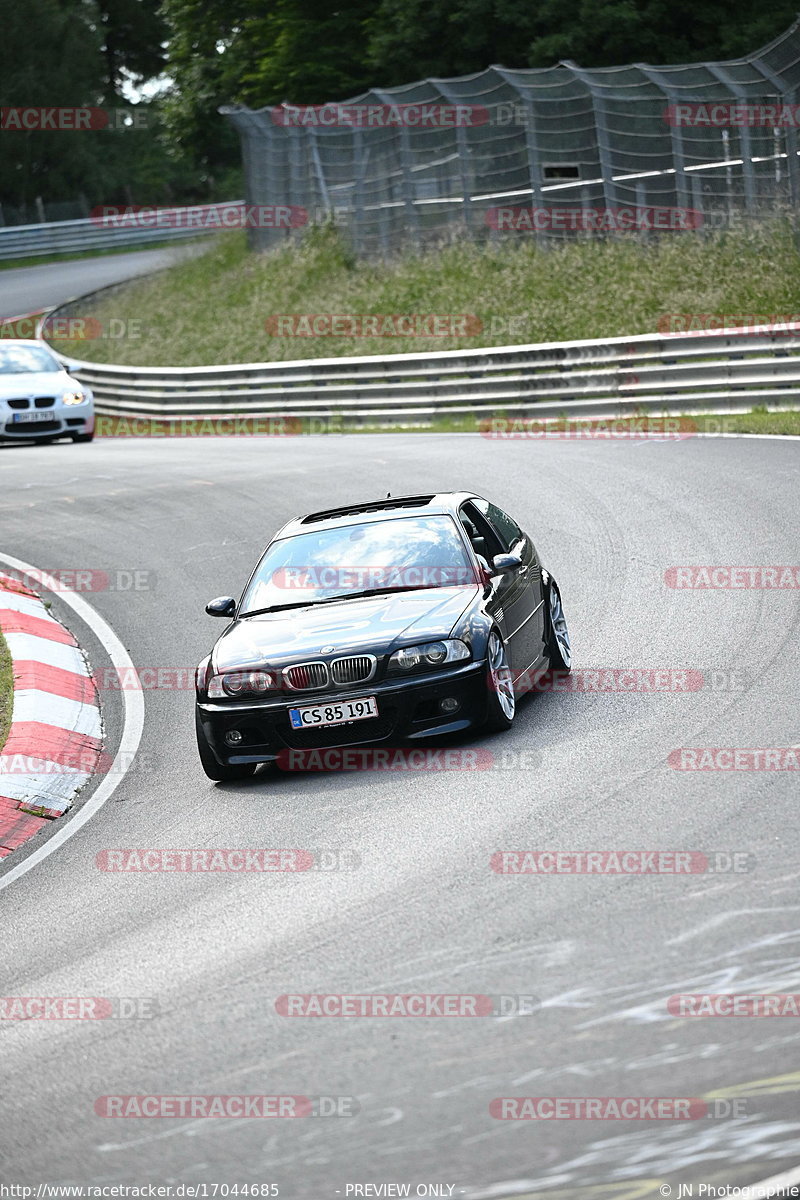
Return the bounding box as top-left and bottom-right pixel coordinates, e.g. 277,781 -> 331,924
44,219 -> 800,366
96,408 -> 800,437
712,408 -> 800,435
367,410 -> 800,436
0,627 -> 13,752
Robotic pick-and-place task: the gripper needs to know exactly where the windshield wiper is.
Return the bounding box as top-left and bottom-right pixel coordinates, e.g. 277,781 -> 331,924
239,602 -> 319,617
240,584 -> 448,618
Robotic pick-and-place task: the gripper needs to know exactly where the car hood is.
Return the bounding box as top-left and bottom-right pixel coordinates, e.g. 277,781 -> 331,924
213,585 -> 478,672
0,371 -> 71,398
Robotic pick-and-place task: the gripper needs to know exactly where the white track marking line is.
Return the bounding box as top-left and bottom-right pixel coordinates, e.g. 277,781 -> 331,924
0,553 -> 144,892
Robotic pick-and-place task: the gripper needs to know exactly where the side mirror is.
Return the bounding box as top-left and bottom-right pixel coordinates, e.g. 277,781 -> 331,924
205,596 -> 236,618
491,553 -> 523,576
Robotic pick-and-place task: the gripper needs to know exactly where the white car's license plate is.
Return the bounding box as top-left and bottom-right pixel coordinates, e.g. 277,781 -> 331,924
12,410 -> 53,423
289,695 -> 378,729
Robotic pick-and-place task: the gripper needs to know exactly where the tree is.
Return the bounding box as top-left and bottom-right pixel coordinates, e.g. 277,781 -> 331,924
524,0 -> 799,68
93,0 -> 168,97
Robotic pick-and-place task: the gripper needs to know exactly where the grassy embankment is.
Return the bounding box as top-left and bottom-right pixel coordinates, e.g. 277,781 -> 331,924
44,221 -> 800,435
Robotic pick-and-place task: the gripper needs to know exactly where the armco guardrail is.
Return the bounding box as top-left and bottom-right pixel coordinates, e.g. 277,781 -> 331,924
49,324 -> 800,424
0,202 -> 243,261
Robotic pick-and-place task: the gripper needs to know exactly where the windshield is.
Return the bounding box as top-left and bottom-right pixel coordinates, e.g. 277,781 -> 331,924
0,344 -> 62,375
241,514 -> 477,613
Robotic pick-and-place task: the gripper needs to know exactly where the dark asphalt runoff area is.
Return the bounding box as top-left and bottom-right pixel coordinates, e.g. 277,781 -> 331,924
1,428 -> 799,1196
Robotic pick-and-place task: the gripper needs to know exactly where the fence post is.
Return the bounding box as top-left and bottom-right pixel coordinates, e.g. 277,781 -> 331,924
397,125 -> 420,247
372,89 -> 419,249
634,66 -> 691,214
705,63 -> 757,216
561,63 -> 619,209
352,127 -> 366,255
691,173 -> 706,231
435,82 -> 474,235
752,54 -> 800,211
309,127 -> 333,220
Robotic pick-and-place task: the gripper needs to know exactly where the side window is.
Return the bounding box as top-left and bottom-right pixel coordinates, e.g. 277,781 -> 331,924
458,502 -> 503,561
473,499 -> 523,552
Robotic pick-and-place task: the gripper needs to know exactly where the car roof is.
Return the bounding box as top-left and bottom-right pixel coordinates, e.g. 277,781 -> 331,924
0,339 -> 61,359
274,492 -> 480,539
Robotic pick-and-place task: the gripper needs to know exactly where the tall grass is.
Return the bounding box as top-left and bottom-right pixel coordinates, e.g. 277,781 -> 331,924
47,219 -> 800,366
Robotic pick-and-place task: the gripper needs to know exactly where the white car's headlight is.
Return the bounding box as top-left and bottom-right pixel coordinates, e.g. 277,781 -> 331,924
388,639 -> 470,673
62,390 -> 86,405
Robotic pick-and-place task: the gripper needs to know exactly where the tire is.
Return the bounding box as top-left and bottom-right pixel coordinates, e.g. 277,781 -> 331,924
484,628 -> 516,731
195,709 -> 257,781
544,577 -> 572,672
71,432 -> 94,443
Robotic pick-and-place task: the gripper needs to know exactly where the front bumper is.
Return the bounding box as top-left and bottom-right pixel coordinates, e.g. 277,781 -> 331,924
1,401 -> 94,440
197,660 -> 488,766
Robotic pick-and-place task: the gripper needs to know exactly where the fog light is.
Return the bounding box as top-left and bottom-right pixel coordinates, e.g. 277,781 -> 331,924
439,697 -> 460,714
224,729 -> 243,746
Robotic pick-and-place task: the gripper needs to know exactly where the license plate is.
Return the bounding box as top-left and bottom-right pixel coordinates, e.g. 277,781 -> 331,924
11,411 -> 53,423
289,695 -> 378,729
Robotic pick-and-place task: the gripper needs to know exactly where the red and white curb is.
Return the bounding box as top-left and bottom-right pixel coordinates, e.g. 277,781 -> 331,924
0,573 -> 102,857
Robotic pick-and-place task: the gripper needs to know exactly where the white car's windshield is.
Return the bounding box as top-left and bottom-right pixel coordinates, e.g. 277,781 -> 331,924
0,344 -> 62,374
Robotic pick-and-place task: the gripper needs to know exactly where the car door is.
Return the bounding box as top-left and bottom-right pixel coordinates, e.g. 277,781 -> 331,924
471,498 -> 546,677
459,500 -> 540,679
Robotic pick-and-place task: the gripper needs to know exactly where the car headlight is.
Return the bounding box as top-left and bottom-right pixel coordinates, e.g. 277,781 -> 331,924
207,670 -> 278,698
62,391 -> 85,405
387,639 -> 470,673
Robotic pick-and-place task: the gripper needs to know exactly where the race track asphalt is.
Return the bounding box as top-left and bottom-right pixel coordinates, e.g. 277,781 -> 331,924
1,430 -> 799,1196
0,243 -> 208,318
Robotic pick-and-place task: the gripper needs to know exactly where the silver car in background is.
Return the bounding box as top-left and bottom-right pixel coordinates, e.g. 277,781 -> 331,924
0,341 -> 94,444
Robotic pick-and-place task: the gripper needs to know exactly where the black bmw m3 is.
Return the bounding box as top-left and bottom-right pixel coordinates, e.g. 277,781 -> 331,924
195,492 -> 571,780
